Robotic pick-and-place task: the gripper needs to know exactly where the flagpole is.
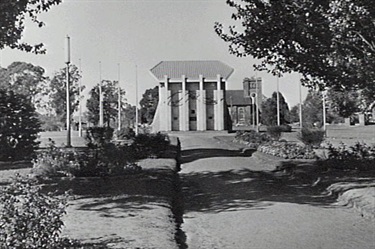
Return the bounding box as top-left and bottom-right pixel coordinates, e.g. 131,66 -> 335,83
276,76 -> 280,126
135,64 -> 139,135
99,61 -> 104,127
65,35 -> 71,147
118,63 -> 121,131
78,58 -> 82,137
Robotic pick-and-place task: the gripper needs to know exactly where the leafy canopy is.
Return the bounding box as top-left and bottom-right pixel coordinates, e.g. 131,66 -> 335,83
86,80 -> 126,127
49,65 -> 84,122
0,0 -> 62,53
215,0 -> 375,95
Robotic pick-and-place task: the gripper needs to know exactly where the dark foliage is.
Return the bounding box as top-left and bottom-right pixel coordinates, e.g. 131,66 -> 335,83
297,128 -> 325,148
0,90 -> 41,161
116,127 -> 136,140
321,142 -> 375,171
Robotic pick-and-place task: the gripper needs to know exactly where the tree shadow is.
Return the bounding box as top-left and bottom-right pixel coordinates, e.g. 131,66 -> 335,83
43,169 -> 177,215
180,148 -> 255,164
181,162 -> 375,214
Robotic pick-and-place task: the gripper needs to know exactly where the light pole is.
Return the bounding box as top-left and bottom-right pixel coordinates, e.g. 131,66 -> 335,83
65,35 -> 71,147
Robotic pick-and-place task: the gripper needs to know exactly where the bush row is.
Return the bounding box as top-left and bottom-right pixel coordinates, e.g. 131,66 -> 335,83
32,127 -> 170,178
322,142 -> 375,171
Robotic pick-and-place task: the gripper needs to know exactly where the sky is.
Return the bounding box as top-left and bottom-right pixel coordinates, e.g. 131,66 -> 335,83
1,0 -> 308,109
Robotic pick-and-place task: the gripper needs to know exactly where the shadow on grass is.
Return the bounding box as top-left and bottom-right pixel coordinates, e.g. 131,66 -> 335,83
42,169 -> 177,213
181,161 -> 375,214
180,148 -> 255,164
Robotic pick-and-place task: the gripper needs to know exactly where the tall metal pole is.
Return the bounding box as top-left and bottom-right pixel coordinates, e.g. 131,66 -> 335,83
65,35 -> 71,147
78,58 -> 82,137
322,90 -> 327,134
255,77 -> 260,132
117,63 -> 121,131
276,76 -> 280,126
99,61 -> 104,127
299,77 -> 303,129
135,64 -> 139,135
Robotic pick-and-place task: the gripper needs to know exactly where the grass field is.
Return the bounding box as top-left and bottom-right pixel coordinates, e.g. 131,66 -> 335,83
38,124 -> 375,148
38,130 -> 87,148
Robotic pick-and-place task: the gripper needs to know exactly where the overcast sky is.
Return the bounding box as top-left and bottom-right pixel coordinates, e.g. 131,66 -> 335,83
1,0 -> 308,108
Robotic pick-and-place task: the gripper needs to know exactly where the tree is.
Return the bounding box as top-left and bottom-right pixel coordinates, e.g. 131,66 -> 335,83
0,61 -> 49,111
139,86 -> 159,124
289,105 -> 300,124
215,0 -> 375,106
86,80 -> 126,127
327,89 -> 360,118
0,90 -> 41,161
49,65 -> 83,123
122,103 -> 136,128
0,0 -> 62,53
261,92 -> 290,126
301,90 -> 323,127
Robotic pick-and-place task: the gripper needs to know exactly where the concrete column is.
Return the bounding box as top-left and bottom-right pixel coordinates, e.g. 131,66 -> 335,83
215,74 -> 224,130
197,75 -> 206,131
160,75 -> 171,131
358,114 -> 366,126
180,75 -> 188,131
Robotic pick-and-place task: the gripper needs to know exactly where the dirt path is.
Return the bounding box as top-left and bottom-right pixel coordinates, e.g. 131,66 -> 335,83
177,132 -> 375,249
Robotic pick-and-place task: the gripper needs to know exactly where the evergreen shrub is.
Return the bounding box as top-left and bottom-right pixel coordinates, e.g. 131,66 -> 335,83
298,128 -> 325,148
0,90 -> 41,161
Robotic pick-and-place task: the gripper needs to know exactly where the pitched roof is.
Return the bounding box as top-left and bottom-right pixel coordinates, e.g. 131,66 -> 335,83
226,90 -> 252,106
150,60 -> 234,81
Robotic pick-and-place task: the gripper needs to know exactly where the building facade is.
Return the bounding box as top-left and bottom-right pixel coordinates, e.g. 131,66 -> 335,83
150,61 -> 234,131
226,77 -> 263,126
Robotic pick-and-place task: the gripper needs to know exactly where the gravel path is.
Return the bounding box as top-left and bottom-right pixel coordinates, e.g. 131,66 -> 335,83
177,132 -> 375,249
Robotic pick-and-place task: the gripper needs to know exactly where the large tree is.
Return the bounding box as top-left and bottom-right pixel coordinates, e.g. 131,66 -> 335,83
0,61 -> 49,110
86,80 -> 126,127
139,86 -> 159,124
215,0 -> 375,106
261,92 -> 290,126
0,0 -> 62,53
49,65 -> 83,123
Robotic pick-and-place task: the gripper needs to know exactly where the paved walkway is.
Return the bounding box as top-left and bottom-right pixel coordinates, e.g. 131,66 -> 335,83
176,132 -> 375,249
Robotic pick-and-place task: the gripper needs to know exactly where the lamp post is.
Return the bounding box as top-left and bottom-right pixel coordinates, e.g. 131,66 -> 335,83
65,35 -> 71,147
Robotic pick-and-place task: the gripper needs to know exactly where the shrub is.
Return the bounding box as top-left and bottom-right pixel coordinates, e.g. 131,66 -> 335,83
131,132 -> 170,159
32,139 -> 81,177
0,90 -> 41,161
116,127 -> 136,140
266,126 -> 285,141
0,174 -> 69,248
33,139 -> 141,178
234,130 -> 271,148
85,127 -> 114,147
297,128 -> 325,148
258,141 -> 317,159
322,142 -> 375,170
